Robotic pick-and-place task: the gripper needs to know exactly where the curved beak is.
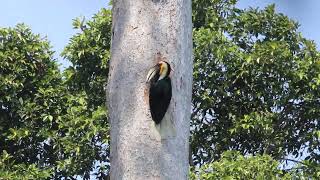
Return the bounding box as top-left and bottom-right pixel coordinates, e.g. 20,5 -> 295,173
170,66 -> 174,74
146,66 -> 158,83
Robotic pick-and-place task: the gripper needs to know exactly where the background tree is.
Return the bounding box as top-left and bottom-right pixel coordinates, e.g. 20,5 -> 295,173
190,151 -> 293,179
0,24 -> 109,179
62,8 -> 112,111
0,24 -> 58,179
62,8 -> 112,179
191,0 -> 320,177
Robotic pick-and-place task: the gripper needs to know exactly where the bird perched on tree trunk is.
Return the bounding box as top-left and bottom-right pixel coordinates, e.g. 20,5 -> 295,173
146,61 -> 172,124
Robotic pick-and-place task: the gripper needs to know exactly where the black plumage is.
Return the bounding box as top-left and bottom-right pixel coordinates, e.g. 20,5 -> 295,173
146,61 -> 172,124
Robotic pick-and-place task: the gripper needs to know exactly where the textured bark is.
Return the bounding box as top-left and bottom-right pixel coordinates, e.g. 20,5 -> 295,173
107,0 -> 192,179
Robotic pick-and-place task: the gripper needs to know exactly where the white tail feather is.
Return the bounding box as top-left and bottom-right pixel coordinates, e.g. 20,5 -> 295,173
159,114 -> 176,139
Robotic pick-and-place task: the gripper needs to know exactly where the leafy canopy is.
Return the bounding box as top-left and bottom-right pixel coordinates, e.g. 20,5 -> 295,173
0,24 -> 109,179
191,0 -> 320,177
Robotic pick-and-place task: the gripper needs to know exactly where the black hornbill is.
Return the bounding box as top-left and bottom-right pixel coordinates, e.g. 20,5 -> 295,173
146,61 -> 172,124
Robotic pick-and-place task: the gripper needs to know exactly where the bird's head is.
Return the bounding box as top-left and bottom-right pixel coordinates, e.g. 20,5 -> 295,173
146,61 -> 171,83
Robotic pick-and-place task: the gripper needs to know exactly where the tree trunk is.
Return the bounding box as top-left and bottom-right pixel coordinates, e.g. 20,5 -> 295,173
107,0 -> 192,179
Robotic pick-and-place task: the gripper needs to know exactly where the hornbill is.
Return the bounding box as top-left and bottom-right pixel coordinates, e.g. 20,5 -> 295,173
146,61 -> 172,124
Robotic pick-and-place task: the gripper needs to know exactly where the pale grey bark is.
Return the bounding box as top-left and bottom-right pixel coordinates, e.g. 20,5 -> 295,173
107,0 -> 192,179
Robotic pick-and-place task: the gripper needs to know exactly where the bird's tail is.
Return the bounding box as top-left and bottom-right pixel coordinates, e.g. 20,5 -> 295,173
158,116 -> 176,139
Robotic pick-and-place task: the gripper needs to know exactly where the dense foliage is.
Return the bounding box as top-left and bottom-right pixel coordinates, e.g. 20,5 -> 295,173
1,0 -> 320,179
62,8 -> 111,110
191,2 -> 320,177
190,151 -> 290,179
0,24 -> 108,179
